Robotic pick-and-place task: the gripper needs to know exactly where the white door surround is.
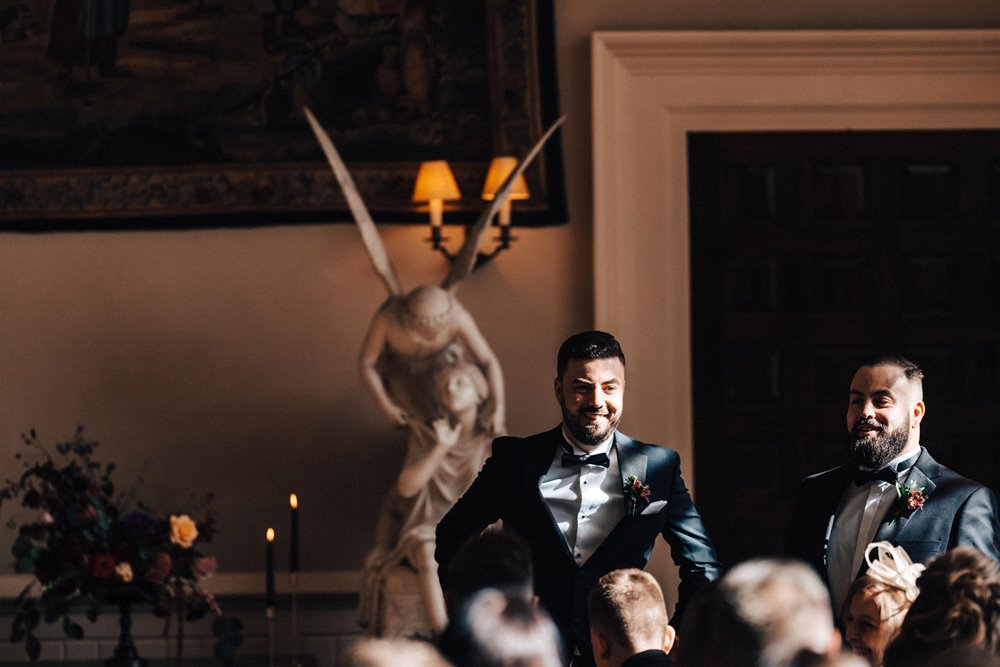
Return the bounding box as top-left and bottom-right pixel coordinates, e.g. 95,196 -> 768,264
591,30 -> 1000,484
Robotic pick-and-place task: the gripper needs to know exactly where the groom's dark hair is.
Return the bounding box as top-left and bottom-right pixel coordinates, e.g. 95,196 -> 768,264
557,331 -> 626,378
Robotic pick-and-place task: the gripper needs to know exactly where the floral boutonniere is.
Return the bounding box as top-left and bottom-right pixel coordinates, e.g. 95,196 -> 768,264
624,475 -> 652,516
890,481 -> 927,521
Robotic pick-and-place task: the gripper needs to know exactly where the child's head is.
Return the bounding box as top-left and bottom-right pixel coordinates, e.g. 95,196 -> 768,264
844,542 -> 924,666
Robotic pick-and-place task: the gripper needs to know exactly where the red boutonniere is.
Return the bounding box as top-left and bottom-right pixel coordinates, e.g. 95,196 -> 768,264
624,475 -> 652,516
890,482 -> 926,521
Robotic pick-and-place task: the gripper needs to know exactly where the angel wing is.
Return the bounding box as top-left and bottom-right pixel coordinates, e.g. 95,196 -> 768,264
303,107 -> 404,298
442,115 -> 567,292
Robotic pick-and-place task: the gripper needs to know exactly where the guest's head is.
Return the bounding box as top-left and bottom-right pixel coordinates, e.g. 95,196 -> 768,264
883,546 -> 1000,666
442,588 -> 563,667
345,637 -> 450,667
555,331 -> 626,447
676,559 -> 840,667
843,542 -> 924,666
587,568 -> 675,667
444,531 -> 534,616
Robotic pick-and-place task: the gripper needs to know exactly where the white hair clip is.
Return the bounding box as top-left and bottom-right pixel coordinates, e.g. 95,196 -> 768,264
864,541 -> 925,602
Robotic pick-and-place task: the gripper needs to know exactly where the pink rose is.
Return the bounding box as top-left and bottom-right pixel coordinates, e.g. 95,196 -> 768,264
194,556 -> 217,578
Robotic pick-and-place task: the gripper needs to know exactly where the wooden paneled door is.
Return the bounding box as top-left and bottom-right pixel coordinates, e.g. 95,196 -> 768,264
688,130 -> 1000,566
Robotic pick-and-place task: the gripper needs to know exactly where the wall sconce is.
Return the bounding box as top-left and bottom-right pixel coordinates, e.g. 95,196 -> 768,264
482,156 -> 530,226
412,160 -> 461,229
413,157 -> 529,267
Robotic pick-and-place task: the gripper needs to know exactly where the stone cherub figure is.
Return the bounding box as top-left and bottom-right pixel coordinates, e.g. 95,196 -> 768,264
304,107 -> 563,635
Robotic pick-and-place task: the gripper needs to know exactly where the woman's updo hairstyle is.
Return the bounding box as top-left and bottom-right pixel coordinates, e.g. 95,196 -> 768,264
884,546 -> 1000,666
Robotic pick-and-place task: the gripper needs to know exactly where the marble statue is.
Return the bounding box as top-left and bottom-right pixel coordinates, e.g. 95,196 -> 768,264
304,108 -> 563,636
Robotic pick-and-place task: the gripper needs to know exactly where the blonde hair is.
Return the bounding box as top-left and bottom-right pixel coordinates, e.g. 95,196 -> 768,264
844,576 -> 911,646
588,568 -> 668,650
843,542 -> 924,645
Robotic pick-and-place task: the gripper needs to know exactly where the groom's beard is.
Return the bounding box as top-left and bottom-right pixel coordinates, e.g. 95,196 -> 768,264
561,403 -> 620,447
847,416 -> 910,470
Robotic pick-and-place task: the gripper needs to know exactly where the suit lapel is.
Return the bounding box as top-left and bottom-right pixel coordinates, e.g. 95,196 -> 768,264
816,466 -> 853,570
615,434 -> 648,516
526,427 -> 576,562
874,452 -> 938,543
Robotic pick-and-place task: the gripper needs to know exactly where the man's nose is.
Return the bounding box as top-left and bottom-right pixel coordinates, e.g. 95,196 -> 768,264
582,387 -> 602,406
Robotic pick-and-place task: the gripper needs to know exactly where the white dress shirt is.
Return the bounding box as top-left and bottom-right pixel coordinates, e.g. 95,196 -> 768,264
827,449 -> 920,615
538,426 -> 625,565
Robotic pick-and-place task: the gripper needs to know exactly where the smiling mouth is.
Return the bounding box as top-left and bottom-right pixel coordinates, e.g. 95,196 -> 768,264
853,422 -> 883,437
850,646 -> 872,656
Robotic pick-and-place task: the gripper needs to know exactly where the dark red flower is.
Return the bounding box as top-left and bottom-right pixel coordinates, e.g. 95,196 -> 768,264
147,552 -> 173,584
905,490 -> 925,511
90,554 -> 116,579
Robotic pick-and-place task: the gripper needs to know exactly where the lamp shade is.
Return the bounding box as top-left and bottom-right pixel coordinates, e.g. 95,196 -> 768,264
481,156 -> 530,201
412,160 -> 461,202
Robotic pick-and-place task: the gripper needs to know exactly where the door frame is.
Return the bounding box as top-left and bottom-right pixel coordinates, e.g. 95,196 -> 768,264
591,29 -> 1000,487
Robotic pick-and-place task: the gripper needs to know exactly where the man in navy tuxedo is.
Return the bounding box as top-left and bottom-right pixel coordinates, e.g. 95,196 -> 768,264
436,331 -> 721,664
788,353 -> 1000,617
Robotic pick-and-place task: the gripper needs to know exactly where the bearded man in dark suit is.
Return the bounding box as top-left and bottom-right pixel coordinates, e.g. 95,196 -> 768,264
435,331 -> 721,665
788,353 -> 1000,617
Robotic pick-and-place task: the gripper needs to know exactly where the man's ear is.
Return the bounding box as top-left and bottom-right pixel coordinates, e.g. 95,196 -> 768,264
590,628 -> 612,662
911,400 -> 925,428
554,376 -> 562,403
663,625 -> 677,654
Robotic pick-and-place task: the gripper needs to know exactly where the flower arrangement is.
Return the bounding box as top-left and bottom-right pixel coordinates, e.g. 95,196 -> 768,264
624,475 -> 652,516
1,427 -> 242,663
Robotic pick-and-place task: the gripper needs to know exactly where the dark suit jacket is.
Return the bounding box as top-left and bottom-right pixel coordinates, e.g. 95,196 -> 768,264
435,426 -> 722,661
788,447 -> 1000,585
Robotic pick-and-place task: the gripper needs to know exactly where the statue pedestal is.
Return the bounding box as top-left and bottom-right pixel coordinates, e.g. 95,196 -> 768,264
378,565 -> 434,639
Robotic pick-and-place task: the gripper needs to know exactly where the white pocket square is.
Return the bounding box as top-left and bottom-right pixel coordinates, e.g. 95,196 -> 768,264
641,500 -> 667,515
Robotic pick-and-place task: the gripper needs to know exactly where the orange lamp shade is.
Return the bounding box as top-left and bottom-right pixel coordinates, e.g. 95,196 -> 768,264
481,157 -> 530,201
412,161 -> 461,202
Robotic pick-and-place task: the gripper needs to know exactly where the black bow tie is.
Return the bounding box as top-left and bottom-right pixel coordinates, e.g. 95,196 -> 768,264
852,466 -> 898,486
561,441 -> 611,468
562,452 -> 610,468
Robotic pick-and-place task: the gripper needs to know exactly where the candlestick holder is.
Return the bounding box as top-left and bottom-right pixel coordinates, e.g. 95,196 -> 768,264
266,607 -> 276,667
289,572 -> 302,667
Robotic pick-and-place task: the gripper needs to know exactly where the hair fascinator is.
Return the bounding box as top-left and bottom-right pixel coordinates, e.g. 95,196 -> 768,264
865,541 -> 925,602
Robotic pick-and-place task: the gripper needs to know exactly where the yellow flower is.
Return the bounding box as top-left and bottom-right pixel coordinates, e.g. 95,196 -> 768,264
170,514 -> 199,548
115,562 -> 134,583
